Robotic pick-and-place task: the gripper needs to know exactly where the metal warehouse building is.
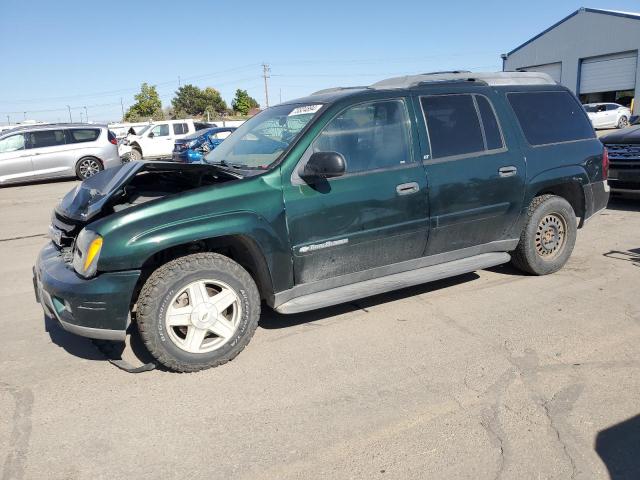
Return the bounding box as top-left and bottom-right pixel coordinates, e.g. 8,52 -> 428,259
502,7 -> 640,114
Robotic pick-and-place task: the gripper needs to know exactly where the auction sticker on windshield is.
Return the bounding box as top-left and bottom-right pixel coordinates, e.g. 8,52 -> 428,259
288,105 -> 323,116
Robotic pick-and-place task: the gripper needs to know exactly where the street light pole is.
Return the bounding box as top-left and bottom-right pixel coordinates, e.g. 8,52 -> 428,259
66,105 -> 72,123
84,106 -> 88,123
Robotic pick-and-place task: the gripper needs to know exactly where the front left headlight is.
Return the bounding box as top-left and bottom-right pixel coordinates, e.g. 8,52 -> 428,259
73,229 -> 103,278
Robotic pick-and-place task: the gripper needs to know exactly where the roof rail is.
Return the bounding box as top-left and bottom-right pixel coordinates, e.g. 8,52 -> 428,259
311,86 -> 367,96
370,71 -> 556,90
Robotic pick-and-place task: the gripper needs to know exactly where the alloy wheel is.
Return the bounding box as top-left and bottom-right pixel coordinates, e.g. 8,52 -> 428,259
79,159 -> 101,178
164,279 -> 241,354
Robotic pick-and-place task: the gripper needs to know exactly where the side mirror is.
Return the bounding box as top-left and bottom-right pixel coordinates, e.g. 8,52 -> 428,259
302,152 -> 346,181
148,132 -> 155,138
630,115 -> 640,126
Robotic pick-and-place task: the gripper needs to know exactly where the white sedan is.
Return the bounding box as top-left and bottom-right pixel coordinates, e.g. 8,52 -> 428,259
584,102 -> 631,129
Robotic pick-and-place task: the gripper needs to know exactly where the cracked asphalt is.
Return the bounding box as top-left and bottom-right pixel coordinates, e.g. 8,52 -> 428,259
1,179 -> 639,480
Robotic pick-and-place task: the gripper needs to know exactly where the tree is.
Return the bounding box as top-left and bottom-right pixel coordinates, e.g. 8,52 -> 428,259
124,83 -> 163,121
171,84 -> 227,117
232,89 -> 259,116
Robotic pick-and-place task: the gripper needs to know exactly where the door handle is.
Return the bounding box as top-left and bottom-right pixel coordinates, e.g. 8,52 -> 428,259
396,182 -> 420,195
498,166 -> 517,178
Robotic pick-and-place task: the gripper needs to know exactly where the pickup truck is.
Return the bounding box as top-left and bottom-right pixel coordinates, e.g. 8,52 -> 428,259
124,119 -> 216,160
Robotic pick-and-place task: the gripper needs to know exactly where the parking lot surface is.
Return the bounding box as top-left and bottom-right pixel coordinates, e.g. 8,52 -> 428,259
1,179 -> 639,480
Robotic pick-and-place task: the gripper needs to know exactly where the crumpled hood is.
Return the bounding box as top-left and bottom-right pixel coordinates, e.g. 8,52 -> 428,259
600,125 -> 640,144
55,161 -> 240,222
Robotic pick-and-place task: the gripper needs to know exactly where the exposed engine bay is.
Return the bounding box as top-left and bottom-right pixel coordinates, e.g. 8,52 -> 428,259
50,161 -> 242,247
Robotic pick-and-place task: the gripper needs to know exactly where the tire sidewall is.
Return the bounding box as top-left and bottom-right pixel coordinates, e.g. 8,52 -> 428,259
130,149 -> 142,161
523,197 -> 577,275
142,261 -> 257,368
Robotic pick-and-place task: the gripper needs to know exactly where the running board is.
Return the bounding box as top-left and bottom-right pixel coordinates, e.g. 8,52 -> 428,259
275,252 -> 510,314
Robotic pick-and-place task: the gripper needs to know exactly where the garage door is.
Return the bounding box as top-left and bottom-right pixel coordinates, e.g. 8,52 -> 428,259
580,51 -> 638,94
517,63 -> 562,83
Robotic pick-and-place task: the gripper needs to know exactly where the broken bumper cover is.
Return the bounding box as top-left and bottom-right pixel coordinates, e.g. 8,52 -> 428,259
34,243 -> 140,341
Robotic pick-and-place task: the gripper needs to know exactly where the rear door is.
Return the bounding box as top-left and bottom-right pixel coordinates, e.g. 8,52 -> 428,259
414,91 -> 526,255
283,97 -> 429,284
27,129 -> 73,179
0,133 -> 32,184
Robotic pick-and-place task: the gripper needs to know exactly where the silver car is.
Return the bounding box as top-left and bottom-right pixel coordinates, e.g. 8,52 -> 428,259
0,123 -> 121,185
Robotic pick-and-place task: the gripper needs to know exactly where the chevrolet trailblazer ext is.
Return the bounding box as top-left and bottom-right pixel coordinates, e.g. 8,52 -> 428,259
34,72 -> 609,372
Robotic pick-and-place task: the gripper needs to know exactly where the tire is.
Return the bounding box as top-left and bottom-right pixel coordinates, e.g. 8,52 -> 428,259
136,253 -> 260,372
129,148 -> 142,161
75,157 -> 103,180
617,116 -> 629,129
510,195 -> 577,275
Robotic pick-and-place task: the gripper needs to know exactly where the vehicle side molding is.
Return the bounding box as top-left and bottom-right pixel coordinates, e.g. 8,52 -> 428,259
274,252 -> 510,314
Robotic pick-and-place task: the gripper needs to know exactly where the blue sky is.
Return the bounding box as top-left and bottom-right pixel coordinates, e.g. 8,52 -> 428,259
1,0 -> 639,123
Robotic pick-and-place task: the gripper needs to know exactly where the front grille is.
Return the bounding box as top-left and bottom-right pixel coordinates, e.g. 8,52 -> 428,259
606,144 -> 640,162
51,211 -> 83,247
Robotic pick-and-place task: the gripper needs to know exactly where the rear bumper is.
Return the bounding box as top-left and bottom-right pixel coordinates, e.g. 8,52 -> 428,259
34,243 -> 140,341
582,180 -> 609,224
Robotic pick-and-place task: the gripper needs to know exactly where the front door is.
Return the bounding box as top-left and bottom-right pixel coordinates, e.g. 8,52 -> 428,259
283,98 -> 429,285
0,133 -> 32,184
146,123 -> 173,157
414,91 -> 526,255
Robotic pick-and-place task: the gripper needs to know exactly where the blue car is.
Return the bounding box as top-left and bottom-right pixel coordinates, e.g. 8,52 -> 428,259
172,127 -> 236,163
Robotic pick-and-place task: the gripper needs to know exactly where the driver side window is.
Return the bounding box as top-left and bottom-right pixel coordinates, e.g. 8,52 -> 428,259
310,99 -> 412,175
0,134 -> 26,154
151,124 -> 169,137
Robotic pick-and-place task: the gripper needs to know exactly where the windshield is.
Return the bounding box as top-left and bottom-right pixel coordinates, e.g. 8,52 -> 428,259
135,125 -> 151,136
204,103 -> 323,169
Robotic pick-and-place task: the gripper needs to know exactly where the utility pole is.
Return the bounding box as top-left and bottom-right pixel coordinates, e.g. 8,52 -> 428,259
23,111 -> 26,121
262,63 -> 270,108
206,110 -> 210,122
84,106 -> 88,123
6,115 -> 9,125
178,75 -> 181,87
120,98 -> 125,121
279,88 -> 282,104
79,111 -> 83,123
66,105 -> 72,123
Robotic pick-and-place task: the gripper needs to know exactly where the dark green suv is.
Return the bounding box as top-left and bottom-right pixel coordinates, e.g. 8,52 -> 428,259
34,72 -> 609,372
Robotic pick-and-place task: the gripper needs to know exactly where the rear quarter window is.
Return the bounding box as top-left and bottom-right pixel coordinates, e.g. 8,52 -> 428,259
508,91 -> 594,146
68,129 -> 101,143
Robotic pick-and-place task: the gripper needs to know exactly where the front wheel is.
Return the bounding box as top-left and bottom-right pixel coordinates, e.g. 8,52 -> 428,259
617,116 -> 629,129
129,148 -> 142,161
136,253 -> 260,372
511,195 -> 577,275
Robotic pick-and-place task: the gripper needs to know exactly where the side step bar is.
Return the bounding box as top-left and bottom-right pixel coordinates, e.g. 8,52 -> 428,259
275,252 -> 510,314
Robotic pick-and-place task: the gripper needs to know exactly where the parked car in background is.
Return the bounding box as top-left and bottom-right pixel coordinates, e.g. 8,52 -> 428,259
34,71 -> 609,372
172,127 -> 236,163
0,123 -> 121,185
600,115 -> 640,194
124,119 -> 216,160
584,102 -> 631,129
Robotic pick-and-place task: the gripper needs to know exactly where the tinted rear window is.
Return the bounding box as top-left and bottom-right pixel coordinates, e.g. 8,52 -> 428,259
173,123 -> 188,135
68,129 -> 100,143
421,94 -> 484,158
508,91 -> 594,146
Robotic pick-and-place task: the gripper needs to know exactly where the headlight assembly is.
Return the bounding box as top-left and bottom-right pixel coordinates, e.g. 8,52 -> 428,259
72,229 -> 103,278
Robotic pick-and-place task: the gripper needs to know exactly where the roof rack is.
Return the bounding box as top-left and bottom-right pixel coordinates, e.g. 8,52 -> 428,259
370,71 -> 556,90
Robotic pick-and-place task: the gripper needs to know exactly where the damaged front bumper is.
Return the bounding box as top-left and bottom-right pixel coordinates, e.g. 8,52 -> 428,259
33,243 -> 140,341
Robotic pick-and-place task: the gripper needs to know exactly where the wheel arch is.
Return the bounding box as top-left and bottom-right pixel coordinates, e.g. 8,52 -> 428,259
526,166 -> 589,228
132,233 -> 276,307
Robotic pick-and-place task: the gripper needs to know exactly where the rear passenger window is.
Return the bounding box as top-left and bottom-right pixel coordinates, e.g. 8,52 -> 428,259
311,99 -> 412,174
421,95 -> 485,158
68,129 -> 100,143
476,96 -> 504,150
27,130 -> 66,149
508,91 -> 594,146
173,123 -> 188,135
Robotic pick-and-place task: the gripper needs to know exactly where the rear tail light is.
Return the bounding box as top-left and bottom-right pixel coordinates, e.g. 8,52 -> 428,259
602,147 -> 609,180
108,130 -> 118,145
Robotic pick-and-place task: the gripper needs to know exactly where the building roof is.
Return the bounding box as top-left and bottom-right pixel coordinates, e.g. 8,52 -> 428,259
507,7 -> 640,57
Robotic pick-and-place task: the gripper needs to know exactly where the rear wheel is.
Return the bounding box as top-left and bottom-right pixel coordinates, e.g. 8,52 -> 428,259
76,157 -> 103,180
617,116 -> 629,129
136,253 -> 260,372
511,195 -> 577,275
